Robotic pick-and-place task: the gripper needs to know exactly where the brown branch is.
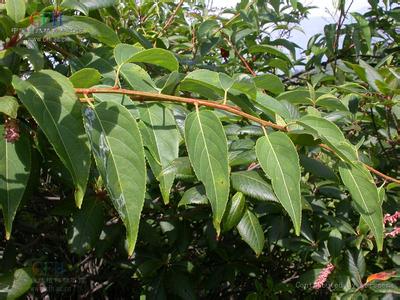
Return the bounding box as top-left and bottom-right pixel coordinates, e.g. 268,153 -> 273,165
224,37 -> 257,76
161,0 -> 185,34
75,87 -> 284,130
75,87 -> 400,185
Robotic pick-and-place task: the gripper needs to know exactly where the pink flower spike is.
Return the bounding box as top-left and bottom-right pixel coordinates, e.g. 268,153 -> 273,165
313,263 -> 335,290
385,227 -> 400,238
3,118 -> 20,143
384,211 -> 400,225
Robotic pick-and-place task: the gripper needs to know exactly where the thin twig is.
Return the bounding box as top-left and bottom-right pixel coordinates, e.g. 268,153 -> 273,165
155,0 -> 185,40
75,87 -> 400,185
224,37 -> 257,76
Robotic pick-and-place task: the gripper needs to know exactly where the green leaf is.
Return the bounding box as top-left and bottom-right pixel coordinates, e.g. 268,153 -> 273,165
254,74 -> 285,95
328,228 -> 343,257
113,43 -> 141,67
0,129 -> 31,240
219,73 -> 234,91
236,209 -> 265,256
339,162 -> 383,251
231,171 -> 278,202
223,192 -> 246,232
83,101 -> 146,256
32,16 -> 121,47
300,155 -> 338,181
12,47 -> 44,71
125,48 -> 179,72
184,109 -> 230,235
178,185 -> 208,207
70,68 -> 101,88
120,63 -> 158,92
0,96 -> 19,118
256,132 -> 302,235
12,70 -> 91,208
68,197 -> 104,256
0,268 -> 33,299
249,45 -> 291,62
62,0 -> 117,15
359,60 -> 384,92
5,0 -> 25,22
346,250 -> 364,287
254,92 -> 290,120
297,115 -> 358,163
138,103 -> 179,204
180,70 -> 223,99
160,157 -> 194,180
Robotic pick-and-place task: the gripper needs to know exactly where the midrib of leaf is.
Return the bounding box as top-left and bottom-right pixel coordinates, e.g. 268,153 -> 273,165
91,108 -> 132,228
345,169 -> 380,242
263,134 -> 299,231
195,110 -> 220,220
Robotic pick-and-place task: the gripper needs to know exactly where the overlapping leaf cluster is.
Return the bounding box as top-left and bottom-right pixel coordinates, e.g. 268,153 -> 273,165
0,0 -> 399,298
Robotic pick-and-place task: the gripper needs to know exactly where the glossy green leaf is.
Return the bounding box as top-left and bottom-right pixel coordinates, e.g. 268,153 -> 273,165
328,228 -> 343,257
236,209 -> 265,256
231,171 -> 278,202
126,48 -> 179,72
254,92 -> 290,120
339,162 -> 383,251
83,101 -> 146,256
68,197 -> 104,255
300,155 -> 338,181
0,129 -> 31,239
184,109 -> 230,235
12,47 -> 44,71
32,16 -> 121,47
249,45 -> 291,62
178,185 -> 208,207
62,0 -> 117,15
70,68 -> 102,88
120,63 -> 158,92
256,132 -> 302,235
138,103 -> 179,204
5,0 -> 25,22
0,268 -> 33,299
160,157 -> 194,180
254,74 -> 285,95
359,60 -> 384,92
297,115 -> 358,162
113,43 -> 141,66
223,192 -> 246,232
0,96 -> 19,118
12,70 -> 91,208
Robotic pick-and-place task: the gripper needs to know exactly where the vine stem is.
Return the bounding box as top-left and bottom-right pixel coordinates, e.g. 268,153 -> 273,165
75,87 -> 400,185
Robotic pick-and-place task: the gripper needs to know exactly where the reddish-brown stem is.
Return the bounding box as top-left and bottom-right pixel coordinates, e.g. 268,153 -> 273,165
75,87 -> 400,185
75,87 -> 284,131
160,0 -> 185,34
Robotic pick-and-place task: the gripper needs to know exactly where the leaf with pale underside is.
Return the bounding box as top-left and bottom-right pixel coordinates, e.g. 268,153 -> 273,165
184,109 -> 230,235
83,101 -> 146,255
138,103 -> 179,204
256,131 -> 302,235
0,129 -> 31,240
237,209 -> 265,256
12,71 -> 90,208
339,162 -> 384,251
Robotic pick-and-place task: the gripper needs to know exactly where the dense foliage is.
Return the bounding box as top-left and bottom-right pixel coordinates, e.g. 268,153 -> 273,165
0,0 -> 400,298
